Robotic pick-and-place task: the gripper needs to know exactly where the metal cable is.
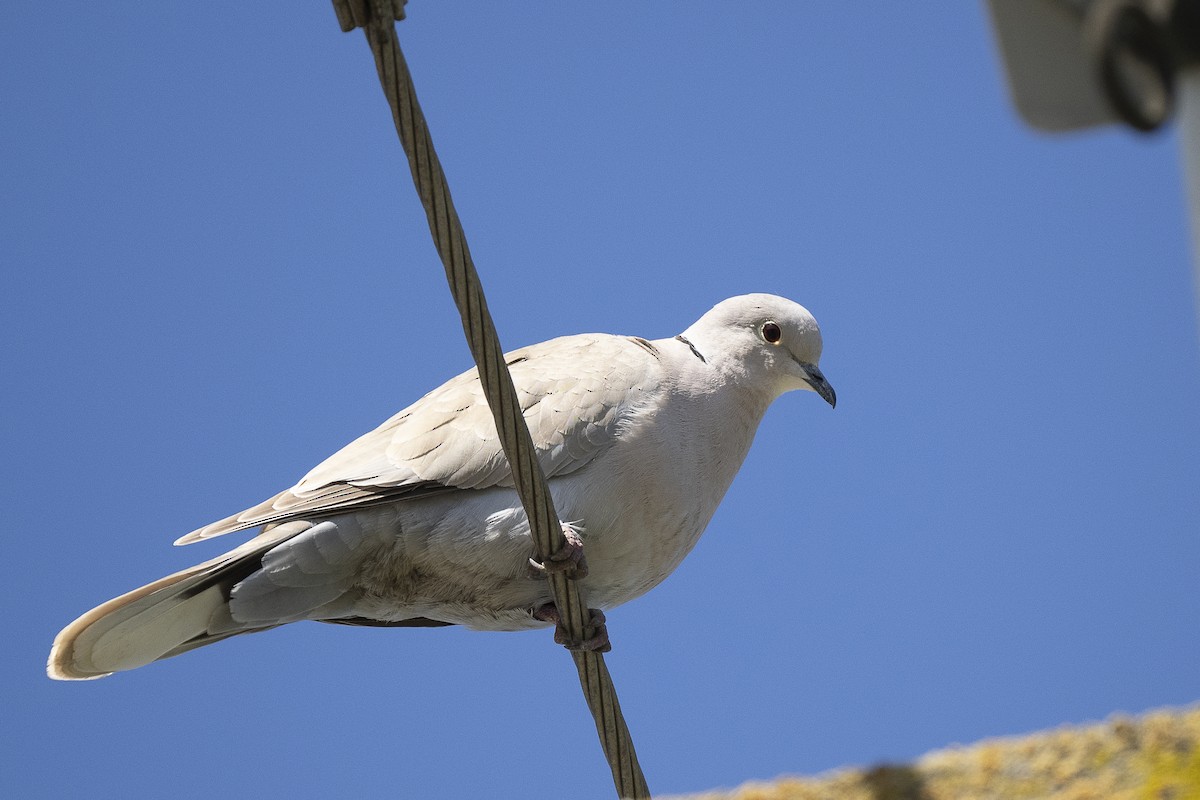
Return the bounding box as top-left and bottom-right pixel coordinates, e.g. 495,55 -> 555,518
331,2 -> 651,796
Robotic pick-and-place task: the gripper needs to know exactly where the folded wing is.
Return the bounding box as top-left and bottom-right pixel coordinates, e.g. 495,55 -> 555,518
177,334 -> 661,544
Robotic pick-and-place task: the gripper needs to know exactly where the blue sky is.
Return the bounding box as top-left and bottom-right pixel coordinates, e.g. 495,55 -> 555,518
3,4 -> 1198,799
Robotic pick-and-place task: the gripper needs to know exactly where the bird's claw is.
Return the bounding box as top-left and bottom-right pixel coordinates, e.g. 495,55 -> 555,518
527,523 -> 588,580
533,604 -> 611,653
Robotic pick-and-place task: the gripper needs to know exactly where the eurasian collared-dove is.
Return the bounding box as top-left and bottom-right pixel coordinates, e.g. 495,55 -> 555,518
48,293 -> 834,680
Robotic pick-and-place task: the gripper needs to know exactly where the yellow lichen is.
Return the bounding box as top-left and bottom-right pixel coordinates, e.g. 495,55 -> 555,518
668,706 -> 1200,800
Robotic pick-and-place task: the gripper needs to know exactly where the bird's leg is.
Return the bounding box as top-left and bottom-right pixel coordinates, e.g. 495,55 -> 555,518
532,604 -> 611,653
527,522 -> 588,579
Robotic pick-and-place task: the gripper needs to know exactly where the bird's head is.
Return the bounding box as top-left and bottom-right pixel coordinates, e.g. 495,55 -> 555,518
680,293 -> 835,408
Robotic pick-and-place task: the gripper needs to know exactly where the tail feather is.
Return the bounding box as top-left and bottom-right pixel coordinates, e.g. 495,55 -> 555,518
48,521 -> 309,680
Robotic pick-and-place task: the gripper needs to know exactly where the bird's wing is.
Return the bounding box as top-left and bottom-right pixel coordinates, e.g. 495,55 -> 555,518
176,333 -> 663,544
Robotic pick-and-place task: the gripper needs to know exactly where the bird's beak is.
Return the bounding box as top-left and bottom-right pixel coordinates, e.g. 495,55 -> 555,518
799,362 -> 836,408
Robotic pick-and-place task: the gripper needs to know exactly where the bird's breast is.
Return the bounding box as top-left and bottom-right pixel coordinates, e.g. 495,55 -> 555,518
562,387 -> 768,609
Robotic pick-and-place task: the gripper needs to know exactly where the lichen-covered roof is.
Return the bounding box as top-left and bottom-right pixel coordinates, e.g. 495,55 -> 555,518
673,705 -> 1200,800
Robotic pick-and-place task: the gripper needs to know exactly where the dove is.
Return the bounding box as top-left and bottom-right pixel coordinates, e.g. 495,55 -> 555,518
47,293 -> 835,680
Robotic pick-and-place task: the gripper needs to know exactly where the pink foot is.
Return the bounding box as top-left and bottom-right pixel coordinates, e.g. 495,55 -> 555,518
527,523 -> 589,580
533,604 -> 611,653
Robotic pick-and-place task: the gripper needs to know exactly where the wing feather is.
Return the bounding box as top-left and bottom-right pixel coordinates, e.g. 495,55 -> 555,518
177,334 -> 660,544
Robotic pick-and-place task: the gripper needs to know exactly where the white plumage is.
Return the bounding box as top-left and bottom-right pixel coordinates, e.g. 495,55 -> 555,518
48,294 -> 834,680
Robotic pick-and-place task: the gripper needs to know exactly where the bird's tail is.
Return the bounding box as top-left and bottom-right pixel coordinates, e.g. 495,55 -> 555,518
47,521 -> 310,680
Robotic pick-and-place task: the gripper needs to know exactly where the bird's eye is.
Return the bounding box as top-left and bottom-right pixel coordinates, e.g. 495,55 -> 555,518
761,321 -> 782,344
